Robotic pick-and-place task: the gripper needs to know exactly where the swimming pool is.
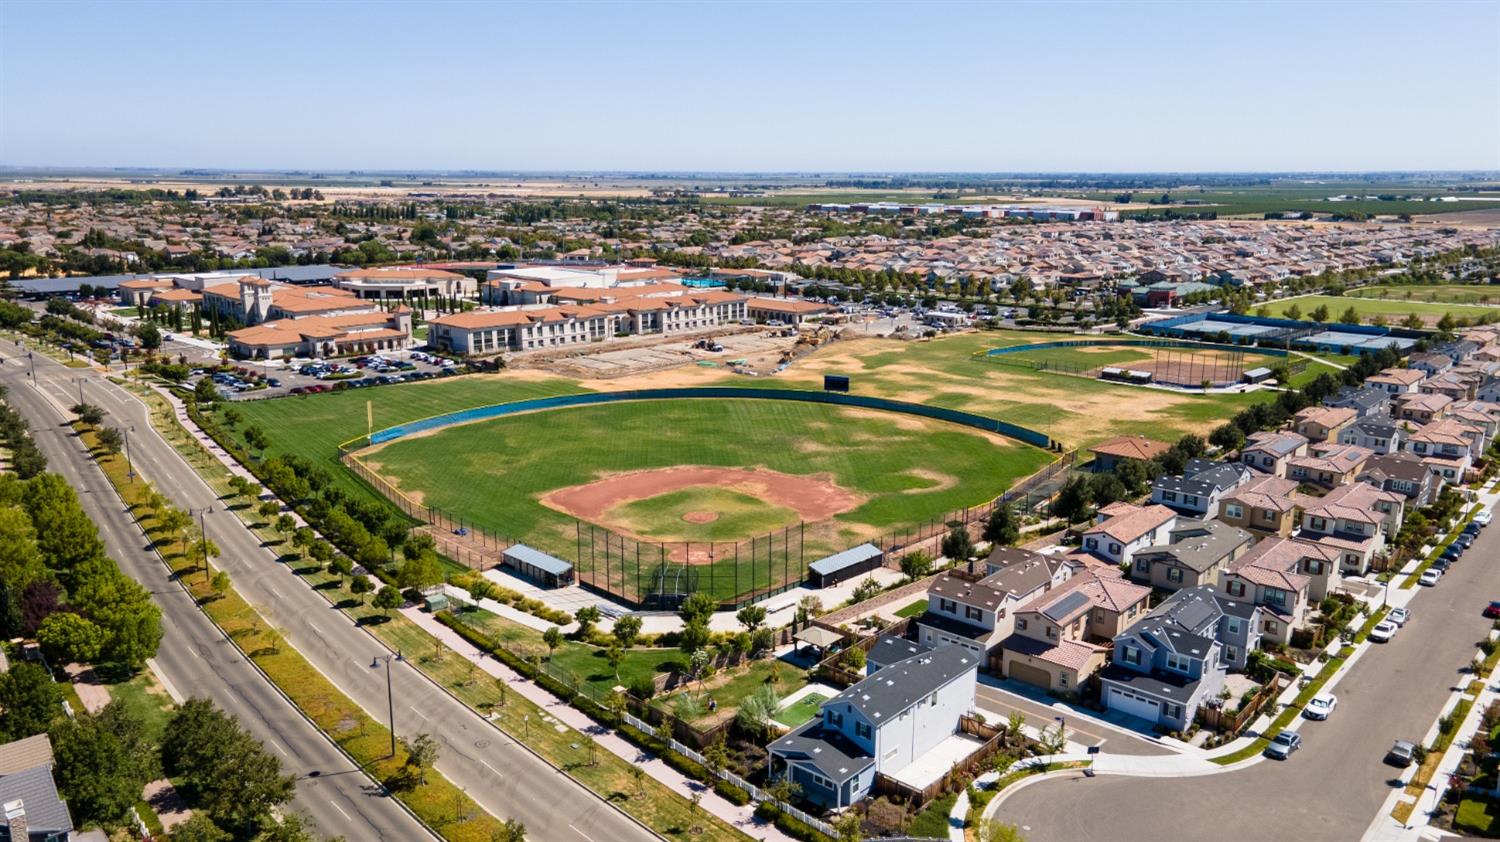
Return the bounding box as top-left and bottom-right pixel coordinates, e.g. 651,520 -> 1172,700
681,277 -> 727,288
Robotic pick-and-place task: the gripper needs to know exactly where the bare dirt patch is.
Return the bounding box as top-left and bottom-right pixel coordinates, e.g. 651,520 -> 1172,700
682,510 -> 720,524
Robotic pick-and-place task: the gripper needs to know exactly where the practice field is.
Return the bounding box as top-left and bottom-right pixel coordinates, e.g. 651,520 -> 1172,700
985,342 -> 1280,386
1355,285 -> 1500,305
355,398 -> 1053,601
1262,294 -> 1499,326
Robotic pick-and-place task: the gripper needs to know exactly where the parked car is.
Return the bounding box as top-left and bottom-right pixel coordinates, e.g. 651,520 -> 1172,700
1432,557 -> 1452,573
1419,569 -> 1442,587
1369,620 -> 1399,642
1388,607 -> 1410,626
1484,601 -> 1500,619
1386,740 -> 1417,766
1304,693 -> 1338,720
1456,533 -> 1475,550
1475,510 -> 1492,527
1265,731 -> 1302,760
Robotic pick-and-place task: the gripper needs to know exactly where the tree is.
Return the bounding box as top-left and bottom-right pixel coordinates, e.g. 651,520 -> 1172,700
138,321 -> 162,349
1050,475 -> 1091,524
983,503 -> 1020,546
69,561 -> 163,669
96,426 -> 124,454
495,818 -> 527,842
211,570 -> 231,599
678,620 -> 711,656
309,539 -> 333,566
612,614 -> 642,649
193,377 -> 220,406
373,585 -> 402,618
839,646 -> 866,671
1284,304 -> 1302,321
402,733 -> 440,785
678,592 -> 717,627
257,500 -> 281,523
402,532 -> 436,561
274,513 -> 296,538
37,611 -> 105,664
1309,304 -> 1330,323
1088,473 -> 1127,507
0,661 -> 62,741
396,552 -> 444,591
834,810 -> 863,842
71,402 -> 105,426
941,525 -> 974,561
570,604 -> 602,639
542,626 -> 563,659
1338,306 -> 1360,325
162,698 -> 295,832
736,604 -> 767,632
1176,434 -> 1206,459
899,550 -> 934,579
1209,423 -> 1245,453
606,641 -> 625,681
49,702 -> 155,826
170,814 -> 232,842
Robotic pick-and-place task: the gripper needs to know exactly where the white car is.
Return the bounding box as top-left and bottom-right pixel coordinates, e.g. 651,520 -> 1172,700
1369,620 -> 1399,642
1476,510 -> 1493,527
1419,569 -> 1442,587
1304,692 -> 1338,720
1387,607 -> 1410,626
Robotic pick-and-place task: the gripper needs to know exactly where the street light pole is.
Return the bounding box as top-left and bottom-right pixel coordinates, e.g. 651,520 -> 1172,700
196,506 -> 212,583
371,652 -> 403,758
124,425 -> 135,482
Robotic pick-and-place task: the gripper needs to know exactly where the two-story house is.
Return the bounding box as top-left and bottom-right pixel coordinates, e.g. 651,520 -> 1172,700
1150,459 -> 1255,519
1241,430 -> 1310,477
1218,475 -> 1303,537
1338,414 -> 1406,455
1285,442 -> 1373,489
1129,519 -> 1253,592
1407,418 -> 1481,484
1292,406 -> 1358,443
915,550 -> 1077,657
1359,451 -> 1441,507
768,647 -> 979,808
1297,483 -> 1403,575
1408,352 -> 1454,378
998,570 -> 1151,693
1100,587 -> 1261,731
1220,537 -> 1343,644
1080,504 -> 1178,567
1395,392 -> 1453,425
1324,384 -> 1391,419
1366,368 -> 1426,395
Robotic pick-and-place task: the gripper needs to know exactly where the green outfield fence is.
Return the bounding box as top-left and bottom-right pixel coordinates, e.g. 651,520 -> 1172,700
339,388 -> 1068,609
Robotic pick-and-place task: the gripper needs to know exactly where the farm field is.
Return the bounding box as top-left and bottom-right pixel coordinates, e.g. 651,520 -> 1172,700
1261,294 -> 1500,325
359,397 -> 1054,600
1067,182 -> 1500,218
1354,284 -> 1500,305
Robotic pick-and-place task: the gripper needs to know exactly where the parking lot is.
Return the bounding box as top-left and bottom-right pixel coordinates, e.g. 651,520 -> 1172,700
197,349 -> 462,400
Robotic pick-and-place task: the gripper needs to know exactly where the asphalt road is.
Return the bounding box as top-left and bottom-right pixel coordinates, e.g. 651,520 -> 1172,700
996,515 -> 1500,842
0,346 -> 433,842
975,683 -> 1176,757
3,342 -> 656,842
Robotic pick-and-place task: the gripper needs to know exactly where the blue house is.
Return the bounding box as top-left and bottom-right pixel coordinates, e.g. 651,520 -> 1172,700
767,647 -> 978,808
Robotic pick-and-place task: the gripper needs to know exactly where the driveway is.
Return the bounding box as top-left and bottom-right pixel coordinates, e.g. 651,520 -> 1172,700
996,516 -> 1500,842
975,682 -> 1177,757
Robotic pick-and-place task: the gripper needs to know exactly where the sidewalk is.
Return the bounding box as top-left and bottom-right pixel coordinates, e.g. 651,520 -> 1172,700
403,606 -> 795,842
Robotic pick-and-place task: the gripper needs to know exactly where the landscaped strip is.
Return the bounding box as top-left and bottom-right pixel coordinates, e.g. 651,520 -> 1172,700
119,380 -> 751,841
1211,607 -> 1388,765
1401,504 -> 1481,589
77,425 -> 503,842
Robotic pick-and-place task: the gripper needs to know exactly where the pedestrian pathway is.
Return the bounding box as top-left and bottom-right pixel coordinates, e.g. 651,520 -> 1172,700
402,606 -> 795,842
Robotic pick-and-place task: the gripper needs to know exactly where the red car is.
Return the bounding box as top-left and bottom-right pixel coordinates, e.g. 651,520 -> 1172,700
1484,601 -> 1500,619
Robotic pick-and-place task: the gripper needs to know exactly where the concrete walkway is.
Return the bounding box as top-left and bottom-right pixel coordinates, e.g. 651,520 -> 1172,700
402,606 -> 795,842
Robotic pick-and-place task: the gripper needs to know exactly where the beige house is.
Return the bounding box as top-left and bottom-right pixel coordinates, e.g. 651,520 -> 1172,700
1218,475 -> 1303,537
1285,443 -> 1373,489
1292,406 -> 1357,443
999,570 -> 1151,693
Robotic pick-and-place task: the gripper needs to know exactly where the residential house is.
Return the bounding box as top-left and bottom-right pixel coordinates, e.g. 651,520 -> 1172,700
1150,458 -> 1255,518
1088,436 -> 1171,473
1285,442 -> 1373,489
1292,406 -> 1357,443
1080,504 -> 1178,566
915,550 -> 1076,657
1218,475 -> 1303,538
1338,415 -> 1406,455
1408,352 -> 1454,378
1366,368 -> 1426,395
767,647 -> 979,808
1240,430 -> 1310,477
1221,537 -> 1343,644
1324,384 -> 1391,419
0,734 -> 73,842
1129,519 -> 1253,592
1360,451 -> 1441,507
1101,587 -> 1261,730
1297,483 -> 1403,575
1395,392 -> 1453,425
998,570 -> 1151,693
1407,419 -> 1480,484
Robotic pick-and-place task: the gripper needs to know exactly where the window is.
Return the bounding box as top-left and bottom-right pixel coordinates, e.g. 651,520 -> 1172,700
1136,559 -> 1150,572
1265,620 -> 1279,635
1165,653 -> 1191,673
1161,490 -> 1177,502
1226,617 -> 1242,635
1046,625 -> 1058,640
1059,674 -> 1069,688
1227,580 -> 1245,597
1185,495 -> 1200,507
1165,703 -> 1183,720
1225,645 -> 1240,662
1123,646 -> 1141,665
1262,509 -> 1276,522
965,606 -> 983,622
1109,542 -> 1122,554
939,599 -> 957,614
1305,560 -> 1323,575
1310,516 -> 1328,531
1017,618 -> 1028,631
1085,538 -> 1098,550
1225,504 -> 1244,519
1167,568 -> 1183,582
855,722 -> 871,739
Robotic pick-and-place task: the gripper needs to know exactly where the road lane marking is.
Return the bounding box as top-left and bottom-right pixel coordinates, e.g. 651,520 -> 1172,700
480,759 -> 504,778
329,800 -> 351,821
569,824 -> 595,842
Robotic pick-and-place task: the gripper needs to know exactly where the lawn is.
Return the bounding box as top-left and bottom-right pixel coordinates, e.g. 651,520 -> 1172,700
1262,294 -> 1499,325
97,665 -> 176,744
773,693 -> 828,728
653,657 -> 809,729
895,599 -> 928,618
1358,284 -> 1500,305
1456,797 -> 1499,836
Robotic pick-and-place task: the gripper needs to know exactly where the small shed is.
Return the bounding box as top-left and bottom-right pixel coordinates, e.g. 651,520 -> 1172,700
807,543 -> 884,588
423,593 -> 449,613
1243,366 -> 1275,384
501,543 -> 575,588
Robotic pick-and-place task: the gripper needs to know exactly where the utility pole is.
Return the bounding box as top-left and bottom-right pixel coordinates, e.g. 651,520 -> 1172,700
124,425 -> 135,482
371,652 -> 403,757
196,506 -> 212,583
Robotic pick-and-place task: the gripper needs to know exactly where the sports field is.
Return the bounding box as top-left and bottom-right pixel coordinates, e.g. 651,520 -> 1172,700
1262,294 -> 1499,326
356,398 -> 1054,600
1355,285 -> 1499,305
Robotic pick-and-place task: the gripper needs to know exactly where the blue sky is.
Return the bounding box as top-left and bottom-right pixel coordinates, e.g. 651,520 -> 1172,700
1,0 -> 1496,172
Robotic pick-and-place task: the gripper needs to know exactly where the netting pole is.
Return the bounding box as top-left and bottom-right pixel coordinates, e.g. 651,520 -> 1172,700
589,526 -> 596,591
605,531 -> 612,599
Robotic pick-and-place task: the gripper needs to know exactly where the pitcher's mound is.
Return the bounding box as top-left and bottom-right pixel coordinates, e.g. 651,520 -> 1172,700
681,511 -> 720,524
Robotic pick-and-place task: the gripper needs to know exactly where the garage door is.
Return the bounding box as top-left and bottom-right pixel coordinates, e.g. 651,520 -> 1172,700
1008,661 -> 1053,689
1107,687 -> 1161,722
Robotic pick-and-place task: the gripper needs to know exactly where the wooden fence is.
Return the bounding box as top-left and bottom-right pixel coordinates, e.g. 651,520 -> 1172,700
1199,672 -> 1287,734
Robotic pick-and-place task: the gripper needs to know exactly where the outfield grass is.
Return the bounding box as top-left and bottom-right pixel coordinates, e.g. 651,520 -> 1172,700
1357,284 -> 1500,305
365,398 -> 1053,587
1262,294 -> 1499,324
609,487 -> 801,543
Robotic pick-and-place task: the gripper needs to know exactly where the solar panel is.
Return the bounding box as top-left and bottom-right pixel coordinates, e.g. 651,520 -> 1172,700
1042,590 -> 1091,622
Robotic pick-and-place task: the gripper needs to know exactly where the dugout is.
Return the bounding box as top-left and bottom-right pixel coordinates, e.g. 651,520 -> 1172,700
808,543 -> 884,588
502,544 -> 575,588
